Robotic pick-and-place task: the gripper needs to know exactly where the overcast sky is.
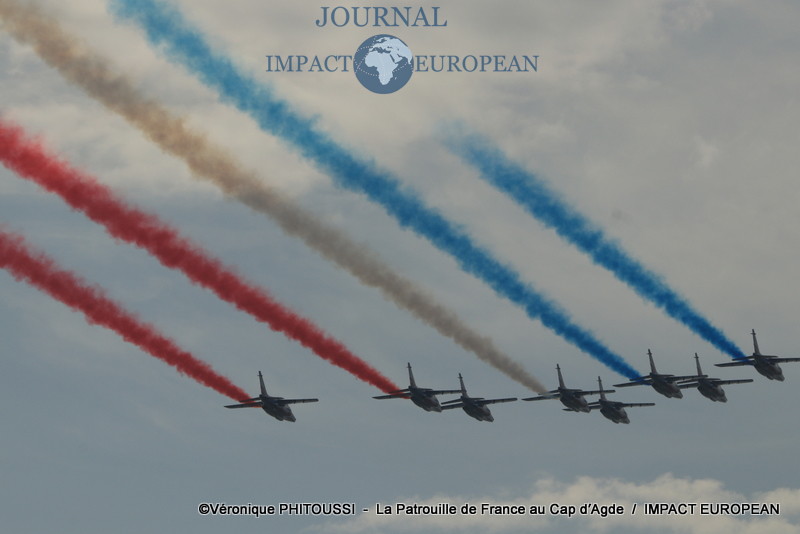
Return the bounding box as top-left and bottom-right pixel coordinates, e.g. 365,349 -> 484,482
1,1 -> 799,533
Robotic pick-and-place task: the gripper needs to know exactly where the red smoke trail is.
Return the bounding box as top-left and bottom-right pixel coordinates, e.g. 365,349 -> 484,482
0,228 -> 248,400
0,119 -> 399,393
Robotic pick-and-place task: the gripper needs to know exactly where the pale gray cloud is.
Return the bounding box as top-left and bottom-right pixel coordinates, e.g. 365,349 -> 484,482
317,474 -> 800,534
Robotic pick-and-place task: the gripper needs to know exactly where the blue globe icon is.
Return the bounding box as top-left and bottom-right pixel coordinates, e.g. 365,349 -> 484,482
353,34 -> 413,94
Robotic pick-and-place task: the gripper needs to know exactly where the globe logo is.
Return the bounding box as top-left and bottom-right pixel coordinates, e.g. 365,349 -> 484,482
353,34 -> 413,94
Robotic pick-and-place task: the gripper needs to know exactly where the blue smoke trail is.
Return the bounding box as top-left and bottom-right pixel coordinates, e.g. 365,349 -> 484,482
109,0 -> 640,378
442,126 -> 747,361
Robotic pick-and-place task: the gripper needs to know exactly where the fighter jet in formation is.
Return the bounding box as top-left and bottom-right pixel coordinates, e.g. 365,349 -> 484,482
679,353 -> 753,402
613,350 -> 700,399
224,371 -> 318,422
715,329 -> 800,381
522,364 -> 603,412
439,373 -> 517,421
588,377 -> 655,424
373,363 -> 460,412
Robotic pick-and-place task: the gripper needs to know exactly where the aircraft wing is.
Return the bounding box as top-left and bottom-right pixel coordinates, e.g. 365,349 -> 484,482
373,392 -> 410,399
224,401 -> 263,409
522,393 -> 561,401
620,402 -> 656,408
667,374 -> 705,382
715,360 -> 755,368
475,397 -> 517,406
681,377 -> 754,387
613,379 -> 652,387
716,354 -> 800,365
713,378 -> 754,386
587,401 -> 655,409
429,389 -> 462,395
441,397 -> 516,408
277,398 -> 319,405
746,354 -> 800,362
580,389 -> 608,396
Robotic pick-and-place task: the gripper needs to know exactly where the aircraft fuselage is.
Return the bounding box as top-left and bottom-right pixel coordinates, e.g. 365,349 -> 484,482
261,398 -> 296,421
411,392 -> 443,412
599,402 -> 630,424
461,402 -> 494,422
652,379 -> 684,399
560,392 -> 591,413
696,380 -> 727,402
754,359 -> 784,381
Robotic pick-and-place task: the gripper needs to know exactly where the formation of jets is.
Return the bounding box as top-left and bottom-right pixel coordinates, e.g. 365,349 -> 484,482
372,364 -> 517,421
612,349 -> 699,399
225,330 -> 798,423
522,363 -> 601,413
523,367 -> 655,424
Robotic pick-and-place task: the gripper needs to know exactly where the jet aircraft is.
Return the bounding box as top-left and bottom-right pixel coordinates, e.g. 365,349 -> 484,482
224,371 -> 318,422
522,364 -> 603,412
715,330 -> 800,381
587,377 -> 655,424
613,350 -> 700,398
678,354 -> 753,402
439,373 -> 517,421
373,363 -> 460,412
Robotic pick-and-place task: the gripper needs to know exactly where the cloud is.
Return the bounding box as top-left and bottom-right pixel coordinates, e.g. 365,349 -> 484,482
314,474 -> 800,534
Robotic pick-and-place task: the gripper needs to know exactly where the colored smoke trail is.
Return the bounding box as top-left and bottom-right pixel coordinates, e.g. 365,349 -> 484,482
0,2 -> 548,392
0,118 -> 399,393
0,228 -> 249,400
106,0 -> 641,379
443,127 -> 747,360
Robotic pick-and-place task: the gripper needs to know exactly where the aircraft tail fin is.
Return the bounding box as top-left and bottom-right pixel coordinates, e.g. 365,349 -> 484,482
694,353 -> 703,376
648,349 -> 657,374
597,376 -> 607,400
751,329 -> 762,356
556,364 -> 566,389
458,373 -> 467,395
407,362 -> 417,388
258,371 -> 268,397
